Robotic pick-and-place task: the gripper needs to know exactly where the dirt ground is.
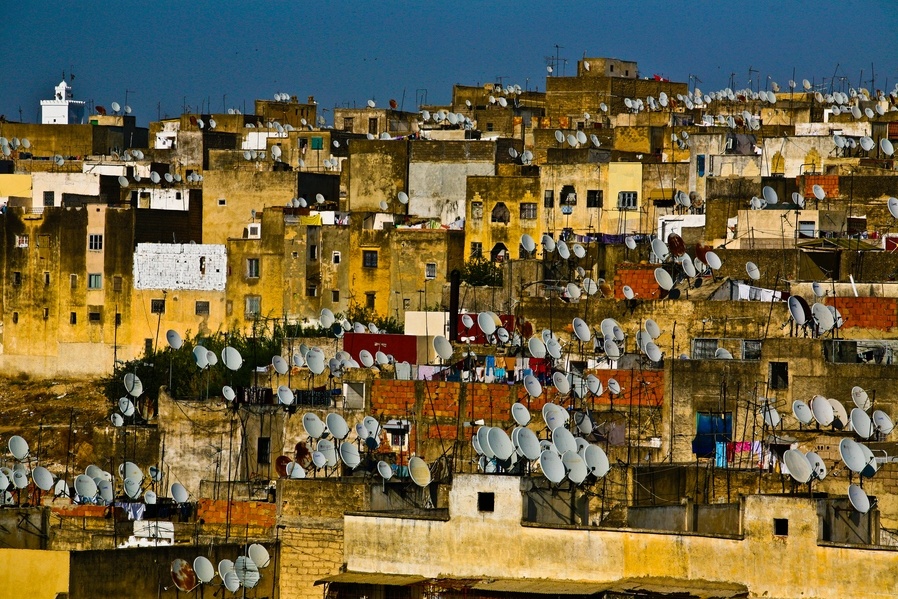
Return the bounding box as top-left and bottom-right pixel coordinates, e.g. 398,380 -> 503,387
0,375 -> 111,472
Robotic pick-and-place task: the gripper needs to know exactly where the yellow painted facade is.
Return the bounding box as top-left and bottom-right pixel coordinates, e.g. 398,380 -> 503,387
0,548 -> 70,598
464,176 -> 542,262
0,174 -> 31,199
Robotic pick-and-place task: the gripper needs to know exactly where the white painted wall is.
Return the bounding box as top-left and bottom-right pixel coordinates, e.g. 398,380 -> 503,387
133,243 -> 227,291
31,172 -> 100,207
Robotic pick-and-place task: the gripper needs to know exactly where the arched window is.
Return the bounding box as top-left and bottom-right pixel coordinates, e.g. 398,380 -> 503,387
491,202 -> 510,224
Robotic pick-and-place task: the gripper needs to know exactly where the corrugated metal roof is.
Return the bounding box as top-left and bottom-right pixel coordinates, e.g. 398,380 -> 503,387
798,238 -> 880,251
472,579 -> 603,595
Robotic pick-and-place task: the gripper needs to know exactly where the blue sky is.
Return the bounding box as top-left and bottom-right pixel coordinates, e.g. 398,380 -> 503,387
1,1 -> 896,126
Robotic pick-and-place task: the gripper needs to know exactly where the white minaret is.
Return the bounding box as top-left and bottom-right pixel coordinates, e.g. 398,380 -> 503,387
40,79 -> 86,124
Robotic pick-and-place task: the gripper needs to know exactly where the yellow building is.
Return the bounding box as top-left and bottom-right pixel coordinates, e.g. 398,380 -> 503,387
464,175 -> 542,262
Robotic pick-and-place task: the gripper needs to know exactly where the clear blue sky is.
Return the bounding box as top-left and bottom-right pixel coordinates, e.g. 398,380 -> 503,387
1,1 -> 896,127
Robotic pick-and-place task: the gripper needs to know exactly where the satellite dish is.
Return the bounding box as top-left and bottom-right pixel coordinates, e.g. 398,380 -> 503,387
873,410 -> 894,435
171,482 -> 189,503
539,450 -> 565,483
792,400 -> 813,425
851,408 -> 874,439
511,402 -> 531,426
554,130 -> 564,143
523,374 -> 543,398
809,395 -> 834,426
848,484 -> 871,514
624,236 -> 637,251
552,372 -> 571,395
557,240 -> 571,260
651,238 -> 669,260
806,452 -> 827,480
302,413 -> 326,438
433,336 -> 453,361
572,318 -> 591,342
528,337 -> 546,359
812,184 -> 825,200
150,171 -> 161,184
194,557 -> 216,584
520,234 -> 536,254
477,312 -> 497,336
851,386 -> 871,410
654,268 -> 674,291
705,251 -> 722,270
377,461 -> 394,480
247,544 -> 270,570
171,559 -> 198,593
882,138 -> 895,156
622,285 -> 635,300
408,456 -> 431,487
812,302 -> 835,332
840,438 -> 867,473
117,175 -> 129,187
746,262 -> 761,281
714,348 -> 733,359
514,428 -> 540,461
222,385 -> 236,402
8,436 -> 29,460
74,474 -> 98,499
306,349 -> 326,374
762,186 -> 778,204
32,466 -> 54,491
488,428 -> 514,461
326,413 -> 350,440
783,449 -> 813,483
277,385 -> 294,406
645,342 -> 663,362
339,443 -> 361,469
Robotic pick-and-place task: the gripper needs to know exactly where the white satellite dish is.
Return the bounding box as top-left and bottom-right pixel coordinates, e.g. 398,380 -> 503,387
433,336 -> 453,360
377,461 -> 394,480
882,138 -> 895,156
511,402 -> 531,426
171,482 -> 189,503
8,436 -> 29,460
851,408 -> 874,439
746,262 -> 761,281
408,456 -> 431,487
792,400 -> 813,425
706,252 -> 722,270
222,346 -> 243,371
302,413 -> 326,438
539,450 -> 565,483
783,450 -> 813,483
873,410 -> 894,435
523,374 -> 542,398
848,484 -> 871,513
277,385 -> 294,406
654,268 -> 674,291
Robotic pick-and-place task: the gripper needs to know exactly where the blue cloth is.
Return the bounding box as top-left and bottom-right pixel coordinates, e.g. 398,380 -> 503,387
715,442 -> 727,468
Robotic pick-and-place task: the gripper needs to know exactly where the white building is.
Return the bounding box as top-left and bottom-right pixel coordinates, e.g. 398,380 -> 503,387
40,80 -> 86,124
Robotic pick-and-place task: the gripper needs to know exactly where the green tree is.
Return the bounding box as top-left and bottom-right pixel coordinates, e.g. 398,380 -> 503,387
460,256 -> 503,287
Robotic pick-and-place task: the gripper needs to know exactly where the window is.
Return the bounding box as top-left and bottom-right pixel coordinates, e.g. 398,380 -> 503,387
88,274 -> 102,289
12,271 -> 21,286
368,117 -> 378,135
332,251 -> 341,264
88,311 -> 101,322
115,313 -> 121,326
151,299 -> 165,314
218,197 -> 227,206
246,258 -> 260,278
366,292 -> 375,310
486,122 -> 494,132
311,136 -> 323,150
145,339 -> 153,356
471,201 -> 483,219
309,245 -> 318,261
15,235 -> 28,248
425,263 -> 437,280
245,295 -> 261,318
769,362 -> 789,389
491,202 -> 510,223
88,234 -> 103,251
774,518 -> 789,536
692,338 -> 718,360
43,191 -> 54,207
44,272 -> 50,286
470,242 -> 483,258
331,290 -> 340,302
70,312 -> 77,325
587,190 -> 603,208
618,191 -> 638,210
257,437 -> 271,465
113,276 -> 122,292
195,301 -> 210,316
306,283 -> 317,297
798,221 -> 815,238
12,312 -> 18,324
363,250 -> 378,268
70,274 -> 77,289
43,307 -> 49,320
544,189 -> 555,208
478,492 -> 495,512
561,185 -> 577,205
342,117 -> 354,132
519,202 -> 537,219
403,298 -> 410,309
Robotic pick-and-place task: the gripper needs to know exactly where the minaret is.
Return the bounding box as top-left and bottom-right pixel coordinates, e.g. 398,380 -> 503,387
40,79 -> 86,124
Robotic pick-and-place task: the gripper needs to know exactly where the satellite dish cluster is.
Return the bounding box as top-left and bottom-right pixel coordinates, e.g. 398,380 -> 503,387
634,234 -> 722,299
786,385 -> 892,513
0,136 -> 31,158
421,109 -> 474,131
786,286 -> 844,337
472,396 -> 610,486
171,543 -> 270,593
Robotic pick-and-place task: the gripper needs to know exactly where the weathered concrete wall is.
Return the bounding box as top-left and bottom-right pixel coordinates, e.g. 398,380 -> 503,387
343,475 -> 896,599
